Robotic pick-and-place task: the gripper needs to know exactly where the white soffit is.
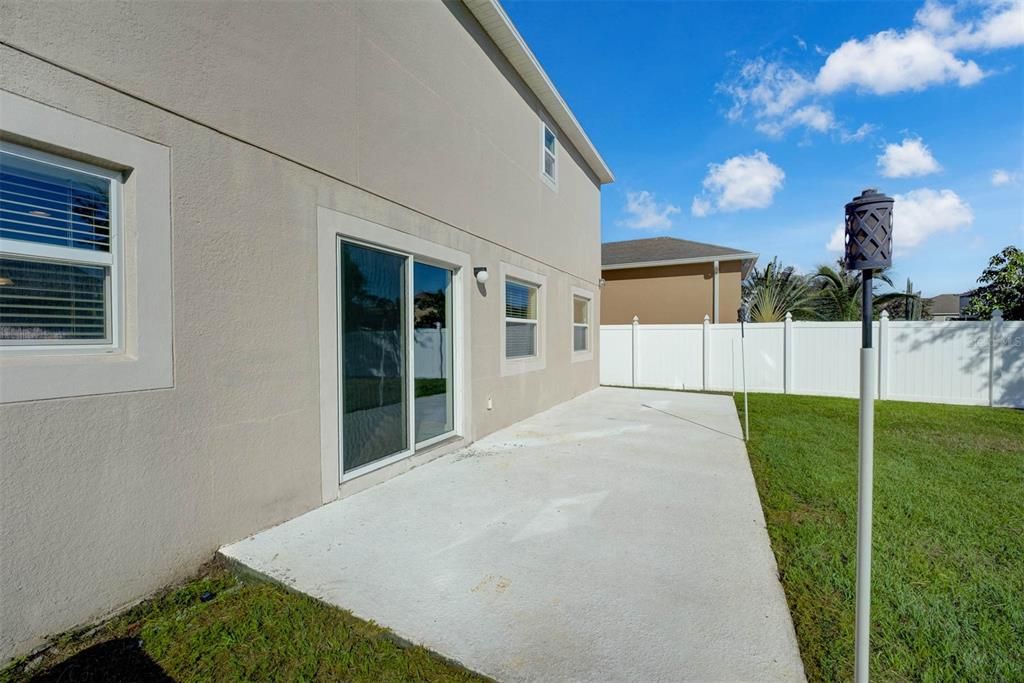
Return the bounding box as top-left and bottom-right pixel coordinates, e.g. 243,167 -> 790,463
463,0 -> 615,185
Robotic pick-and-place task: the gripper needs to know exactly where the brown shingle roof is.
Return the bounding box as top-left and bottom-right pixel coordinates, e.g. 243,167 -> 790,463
602,236 -> 755,266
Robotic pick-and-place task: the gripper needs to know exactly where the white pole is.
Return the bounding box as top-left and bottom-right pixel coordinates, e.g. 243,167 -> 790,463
854,273 -> 875,683
740,322 -> 749,441
855,346 -> 876,682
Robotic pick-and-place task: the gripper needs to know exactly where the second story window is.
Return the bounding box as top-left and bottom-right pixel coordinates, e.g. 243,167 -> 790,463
0,144 -> 120,349
541,122 -> 557,187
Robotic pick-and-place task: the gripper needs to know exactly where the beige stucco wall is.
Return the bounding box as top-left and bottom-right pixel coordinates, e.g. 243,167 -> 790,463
601,261 -> 745,324
0,0 -> 602,661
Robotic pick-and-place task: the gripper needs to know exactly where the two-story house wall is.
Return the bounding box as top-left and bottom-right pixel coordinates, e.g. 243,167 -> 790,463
0,0 -> 612,661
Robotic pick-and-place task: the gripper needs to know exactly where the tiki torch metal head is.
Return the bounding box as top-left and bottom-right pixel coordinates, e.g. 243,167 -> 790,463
844,188 -> 893,271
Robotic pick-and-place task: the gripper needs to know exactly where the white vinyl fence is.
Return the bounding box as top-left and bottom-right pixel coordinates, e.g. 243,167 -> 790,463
600,311 -> 1024,408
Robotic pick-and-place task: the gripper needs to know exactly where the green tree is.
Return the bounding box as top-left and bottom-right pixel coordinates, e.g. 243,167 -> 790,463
963,246 -> 1024,320
742,257 -> 817,322
810,262 -> 904,321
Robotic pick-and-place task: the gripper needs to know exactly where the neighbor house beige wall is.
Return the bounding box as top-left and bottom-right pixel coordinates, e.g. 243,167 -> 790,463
601,261 -> 745,324
0,0 -> 602,661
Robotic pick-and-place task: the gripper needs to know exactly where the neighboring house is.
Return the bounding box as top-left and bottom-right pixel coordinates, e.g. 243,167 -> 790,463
0,0 -> 612,662
601,237 -> 757,324
928,293 -> 965,321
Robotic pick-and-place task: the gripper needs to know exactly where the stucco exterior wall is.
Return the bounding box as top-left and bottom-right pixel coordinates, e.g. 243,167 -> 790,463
0,0 -> 602,662
600,261 -> 745,324
718,260 -> 744,324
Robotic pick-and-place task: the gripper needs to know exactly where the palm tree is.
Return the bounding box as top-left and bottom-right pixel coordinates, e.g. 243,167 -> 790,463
810,262 -> 903,321
742,258 -> 817,322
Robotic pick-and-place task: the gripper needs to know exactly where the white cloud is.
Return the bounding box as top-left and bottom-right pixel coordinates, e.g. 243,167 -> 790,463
825,188 -> 973,253
893,188 -> 973,249
937,0 -> 1024,50
794,35 -> 808,50
840,123 -> 878,143
619,190 -> 680,231
826,221 -> 846,252
720,0 -> 1020,137
991,169 -> 1020,185
915,0 -> 957,33
692,151 -> 785,216
816,29 -> 984,95
756,105 -> 835,137
877,137 -> 942,177
691,197 -> 712,218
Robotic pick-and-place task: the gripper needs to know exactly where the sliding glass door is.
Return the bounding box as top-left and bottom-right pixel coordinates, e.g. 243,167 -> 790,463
413,262 -> 454,444
339,240 -> 456,476
339,242 -> 409,472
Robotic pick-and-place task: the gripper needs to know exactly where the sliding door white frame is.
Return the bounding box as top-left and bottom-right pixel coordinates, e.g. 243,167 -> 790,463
316,206 -> 471,502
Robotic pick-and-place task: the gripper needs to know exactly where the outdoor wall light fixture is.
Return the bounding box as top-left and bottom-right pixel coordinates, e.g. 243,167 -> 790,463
844,187 -> 894,683
473,267 -> 489,284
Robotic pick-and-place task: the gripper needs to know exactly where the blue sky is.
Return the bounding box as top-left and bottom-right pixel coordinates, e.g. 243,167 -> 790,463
504,0 -> 1024,296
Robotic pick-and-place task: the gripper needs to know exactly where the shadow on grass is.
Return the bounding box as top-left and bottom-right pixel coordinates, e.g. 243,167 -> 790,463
28,638 -> 174,683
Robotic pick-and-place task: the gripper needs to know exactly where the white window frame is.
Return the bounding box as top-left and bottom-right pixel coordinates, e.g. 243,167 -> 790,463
504,278 -> 539,359
500,261 -> 546,376
0,141 -> 122,352
540,120 -> 558,190
571,287 -> 594,362
0,91 -> 173,404
317,206 -> 472,501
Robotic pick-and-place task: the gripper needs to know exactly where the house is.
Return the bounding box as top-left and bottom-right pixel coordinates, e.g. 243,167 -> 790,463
927,293 -> 965,321
601,237 -> 757,324
0,0 -> 612,661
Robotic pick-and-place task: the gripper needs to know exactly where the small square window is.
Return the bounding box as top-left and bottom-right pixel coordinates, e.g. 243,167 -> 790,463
540,122 -> 557,186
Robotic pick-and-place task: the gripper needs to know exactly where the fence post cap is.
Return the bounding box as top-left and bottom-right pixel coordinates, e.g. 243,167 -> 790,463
992,308 -> 1003,322
785,311 -> 793,321
632,315 -> 640,324
880,309 -> 890,320
703,314 -> 710,323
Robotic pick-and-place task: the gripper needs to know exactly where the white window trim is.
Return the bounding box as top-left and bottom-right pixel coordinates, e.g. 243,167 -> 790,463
539,120 -> 558,190
500,262 -> 546,376
316,206 -> 472,502
0,91 -> 172,404
0,141 -> 122,352
571,286 -> 594,362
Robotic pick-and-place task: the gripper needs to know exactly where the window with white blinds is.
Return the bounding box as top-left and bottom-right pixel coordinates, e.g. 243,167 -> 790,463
505,279 -> 538,358
573,295 -> 590,352
0,144 -> 120,346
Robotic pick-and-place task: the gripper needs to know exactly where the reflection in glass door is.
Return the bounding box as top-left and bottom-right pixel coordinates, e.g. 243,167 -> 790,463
413,262 -> 454,444
339,242 -> 408,472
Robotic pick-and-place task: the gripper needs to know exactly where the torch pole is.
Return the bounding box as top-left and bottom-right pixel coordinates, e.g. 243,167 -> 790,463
740,316 -> 749,441
854,270 -> 875,683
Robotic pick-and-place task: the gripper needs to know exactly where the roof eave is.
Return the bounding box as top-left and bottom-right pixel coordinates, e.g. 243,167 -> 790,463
602,253 -> 760,271
463,0 -> 614,185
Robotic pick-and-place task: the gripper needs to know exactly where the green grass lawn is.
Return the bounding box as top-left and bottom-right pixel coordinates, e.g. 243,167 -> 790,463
1,561 -> 486,683
737,393 -> 1023,682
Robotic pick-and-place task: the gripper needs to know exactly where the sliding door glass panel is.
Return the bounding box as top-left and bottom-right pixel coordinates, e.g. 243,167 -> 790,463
340,242 -> 408,472
414,262 -> 454,443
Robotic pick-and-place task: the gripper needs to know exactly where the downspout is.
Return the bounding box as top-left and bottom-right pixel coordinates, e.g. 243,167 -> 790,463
712,260 -> 720,324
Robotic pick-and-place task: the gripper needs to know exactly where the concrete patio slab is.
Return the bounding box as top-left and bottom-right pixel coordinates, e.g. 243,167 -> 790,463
221,387 -> 805,682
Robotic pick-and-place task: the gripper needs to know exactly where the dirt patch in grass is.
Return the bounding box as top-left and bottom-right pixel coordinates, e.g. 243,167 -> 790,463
1,559 -> 488,683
